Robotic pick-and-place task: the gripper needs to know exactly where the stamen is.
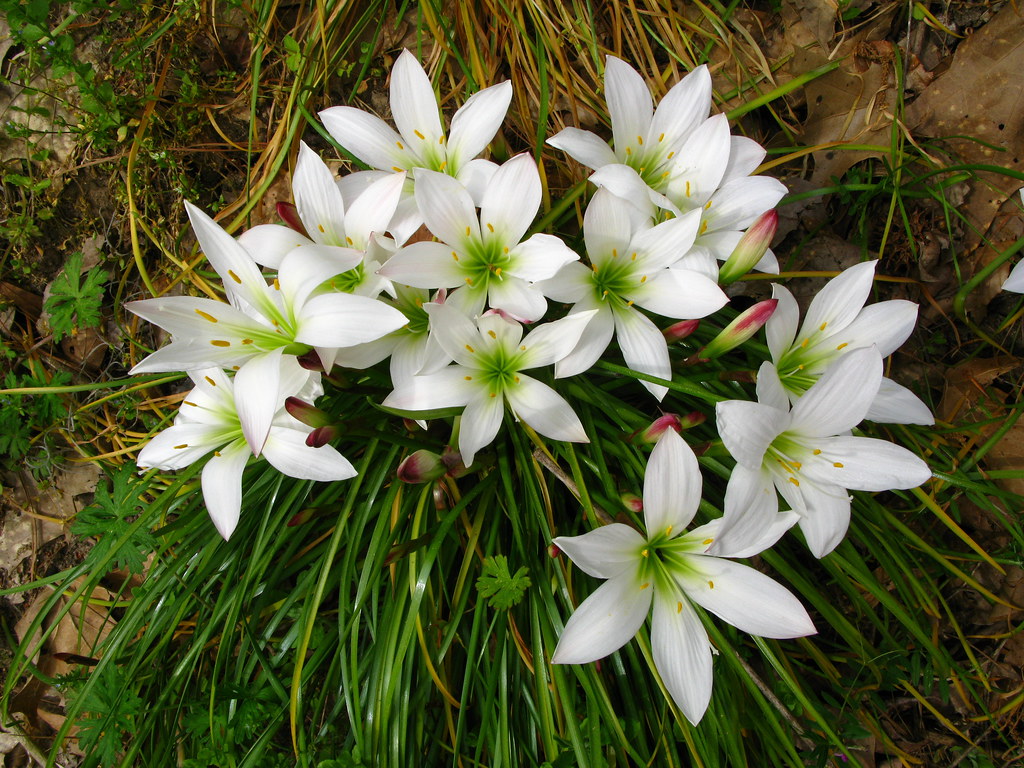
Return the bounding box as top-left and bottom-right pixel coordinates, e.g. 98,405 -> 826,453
658,133 -> 665,142
677,601 -> 683,613
241,338 -> 254,345
836,342 -> 848,350
708,580 -> 714,589
210,340 -> 231,347
800,338 -> 809,348
465,344 -> 475,353
702,538 -> 714,545
667,151 -> 675,159
699,220 -> 708,234
205,376 -> 217,386
704,200 -> 712,210
396,141 -> 404,149
640,548 -> 649,558
636,135 -> 644,144
413,129 -> 426,140
465,226 -> 471,236
486,222 -> 494,232
465,277 -> 473,286
451,251 -> 459,262
788,477 -> 800,486
612,248 -> 618,258
346,236 -> 353,245
640,275 -> 647,283
194,309 -> 218,322
273,278 -> 281,290
392,166 -> 404,172
625,146 -> 632,155
665,525 -> 673,535
819,322 -> 828,331
833,462 -> 845,468
227,270 -> 242,284
813,449 -> 822,455
183,400 -> 197,407
464,375 -> 473,380
685,181 -> 691,197
214,450 -> 221,457
438,160 -> 448,171
640,582 -> 650,589
317,224 -> 325,233
488,392 -> 497,398
488,330 -> 497,339
519,345 -> 526,351
173,443 -> 188,449
631,252 -> 637,261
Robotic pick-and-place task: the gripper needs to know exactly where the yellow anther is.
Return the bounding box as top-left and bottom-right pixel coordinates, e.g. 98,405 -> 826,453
789,477 -> 800,487
346,236 -> 354,245
392,166 -> 404,172
612,248 -> 618,258
211,340 -> 231,347
173,443 -> 188,449
667,151 -> 675,159
520,344 -> 526,351
465,277 -> 474,286
241,338 -> 254,345
640,582 -> 650,590
438,161 -> 448,172
677,601 -> 683,613
631,252 -> 637,261
625,146 -> 632,155
800,338 -> 809,348
813,449 -> 822,455
183,400 -> 197,407
658,133 -> 666,142
205,376 -> 217,386
637,135 -> 644,144
452,251 -> 459,261
465,344 -> 475,353
503,246 -> 509,254
833,462 -> 845,468
837,342 -> 848,350
641,548 -> 649,557
640,275 -> 647,283
273,278 -> 281,290
661,171 -> 670,179
439,135 -> 445,144
195,309 -> 218,322
464,375 -> 473,380
702,538 -> 714,545
396,141 -> 404,149
666,525 -> 673,535
413,129 -> 426,140
465,226 -> 471,236
489,392 -> 497,398
317,224 -> 325,233
487,222 -> 494,232
227,269 -> 242,284
708,580 -> 715,589
602,289 -> 609,298
704,200 -> 712,210
214,450 -> 221,457
488,330 -> 497,339
699,220 -> 708,234
819,322 -> 828,331
685,181 -> 691,197
626,300 -> 634,306
514,375 -> 520,383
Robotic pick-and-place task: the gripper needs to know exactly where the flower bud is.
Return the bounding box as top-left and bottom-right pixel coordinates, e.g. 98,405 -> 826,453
620,492 -> 643,514
276,201 -> 308,236
632,413 -> 683,443
547,543 -> 561,558
663,319 -> 700,342
285,397 -> 333,428
305,425 -> 338,448
698,299 -> 778,359
718,210 -> 778,285
397,449 -> 447,483
678,411 -> 706,429
440,446 -> 470,478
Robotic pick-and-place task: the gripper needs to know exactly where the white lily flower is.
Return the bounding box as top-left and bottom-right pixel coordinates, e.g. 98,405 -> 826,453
766,260 -> 934,425
237,142 -> 405,287
539,188 -> 727,399
552,430 -> 814,725
136,357 -> 356,540
382,303 -> 594,466
1001,188 -> 1024,292
716,347 -> 933,558
379,155 -> 579,321
319,49 -> 511,215
127,201 -> 409,375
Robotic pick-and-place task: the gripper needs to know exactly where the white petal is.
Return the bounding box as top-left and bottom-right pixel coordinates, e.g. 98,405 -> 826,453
583,187 -> 635,266
185,202 -> 274,314
233,351 -> 284,457
628,209 -> 702,271
509,233 -> 579,282
551,571 -> 651,664
390,50 -> 444,148
319,107 -> 405,170
643,430 -> 701,534
424,302 -> 485,367
715,399 -> 787,468
505,375 -> 588,443
546,127 -> 618,170
200,439 -> 251,540
343,171 -> 407,247
866,378 -> 935,425
554,301 -> 614,379
294,141 -> 348,246
136,423 -> 225,470
755,362 -> 790,412
126,296 -> 268,340
649,64 -> 712,152
604,56 -> 653,160
262,428 -> 358,481
829,300 -> 918,358
536,261 -> 592,304
590,164 -> 673,219
665,114 -> 731,207
477,310 -> 523,349
650,589 -> 713,725
518,309 -> 597,369
295,293 -> 408,348
277,244 -> 361,307
722,135 -> 767,182
711,464 -> 794,558
702,176 -> 787,233
456,158 -> 499,204
237,224 -> 311,269
480,153 -> 541,247
801,261 -> 877,340
780,478 -> 851,558
413,169 -> 480,246
129,340 -> 254,373
553,524 -> 646,579
1003,260 -> 1024,293
487,275 -> 547,322
629,268 -> 727,320
447,80 -> 513,169
766,284 -> 799,362
804,435 -> 932,491
378,241 -> 466,288
612,305 -> 672,400
788,347 -> 881,437
681,557 -> 816,638
382,366 -> 476,413
459,391 -> 505,466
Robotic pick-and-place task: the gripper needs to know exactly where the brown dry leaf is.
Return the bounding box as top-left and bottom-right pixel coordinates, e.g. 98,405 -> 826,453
782,0 -> 837,52
905,4 -> 1024,299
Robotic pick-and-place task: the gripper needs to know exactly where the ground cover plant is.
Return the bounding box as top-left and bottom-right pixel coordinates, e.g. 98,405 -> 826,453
2,1 -> 1024,767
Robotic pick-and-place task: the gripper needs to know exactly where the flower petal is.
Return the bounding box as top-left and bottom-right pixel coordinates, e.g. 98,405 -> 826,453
803,435 -> 932,492
295,293 -> 408,348
553,524 -> 646,579
487,275 -> 547,322
390,50 -> 444,149
629,267 -> 727,320
702,176 -> 787,233
262,427 -> 358,481
233,350 -> 284,456
715,398 -> 787,469
613,304 -> 672,400
378,241 -> 466,288
643,429 -> 702,534
604,56 -> 654,161
722,135 -> 767,182
200,439 -> 251,540
424,302 -> 486,367
319,107 -> 405,171
509,233 -> 579,282
517,309 -> 597,369
546,127 -> 618,170
755,362 -> 790,412
583,187 -> 636,267
649,64 -> 712,152
459,391 -> 505,466
866,378 -> 935,425
554,301 -> 614,379
801,260 -> 877,340
711,464 -> 795,558
551,570 -> 651,664
447,80 -> 513,170
788,346 -> 881,437
237,224 -> 311,268
136,422 -> 225,470
480,153 -> 541,247
294,141 -> 348,246
629,208 -> 702,271
681,556 -> 816,638
828,299 -> 918,358
343,171 -> 407,248
414,169 -> 480,246
382,366 -> 476,413
765,284 -> 799,362
505,374 -> 588,443
777,476 -> 852,558
650,589 -> 713,725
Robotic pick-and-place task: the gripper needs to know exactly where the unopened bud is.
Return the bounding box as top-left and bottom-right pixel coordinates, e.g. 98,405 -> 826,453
678,411 -> 706,429
718,210 -> 778,285
286,508 -> 316,527
620,492 -> 643,514
632,413 -> 683,444
277,202 -> 308,236
285,397 -> 333,428
296,350 -> 325,372
699,299 -> 778,359
663,318 -> 701,342
305,425 -> 338,448
440,446 -> 470,478
547,543 -> 561,558
397,449 -> 446,483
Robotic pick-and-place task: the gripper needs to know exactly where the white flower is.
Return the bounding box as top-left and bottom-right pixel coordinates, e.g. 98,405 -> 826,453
237,141 -> 405,298
539,187 -> 727,399
716,347 -> 933,558
319,48 -> 512,234
136,355 -> 356,540
379,154 -> 579,321
552,430 -> 814,725
765,260 -> 934,425
382,303 -> 594,466
1002,188 -> 1024,292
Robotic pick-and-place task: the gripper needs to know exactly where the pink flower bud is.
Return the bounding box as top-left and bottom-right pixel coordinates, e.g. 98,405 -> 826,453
663,319 -> 701,342
699,299 -> 778,359
633,413 -> 683,444
547,543 -> 561,558
305,425 -> 338,448
285,397 -> 333,428
296,350 -> 325,372
440,446 -> 470,478
397,449 -> 446,483
718,210 -> 778,285
276,202 -> 308,237
678,411 -> 706,429
620,493 -> 643,513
